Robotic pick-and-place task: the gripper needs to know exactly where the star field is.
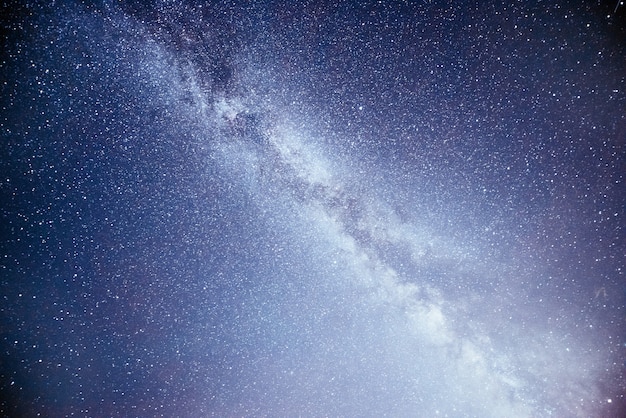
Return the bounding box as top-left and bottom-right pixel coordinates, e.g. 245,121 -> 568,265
1,1 -> 625,416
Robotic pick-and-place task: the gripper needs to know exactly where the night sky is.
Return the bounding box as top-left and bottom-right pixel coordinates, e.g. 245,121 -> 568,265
1,1 -> 625,416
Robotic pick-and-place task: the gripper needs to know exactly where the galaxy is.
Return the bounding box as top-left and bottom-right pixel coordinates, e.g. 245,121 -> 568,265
1,1 -> 625,416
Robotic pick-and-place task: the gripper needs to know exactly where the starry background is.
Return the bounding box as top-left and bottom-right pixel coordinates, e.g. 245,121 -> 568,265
1,0 -> 625,416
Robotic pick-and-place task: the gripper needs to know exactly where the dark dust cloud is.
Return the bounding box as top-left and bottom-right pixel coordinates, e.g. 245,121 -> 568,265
1,1 -> 625,416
